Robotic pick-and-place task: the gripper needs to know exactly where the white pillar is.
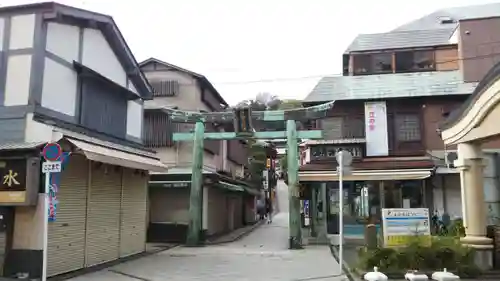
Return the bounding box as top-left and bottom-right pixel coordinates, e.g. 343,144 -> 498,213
455,143 -> 492,248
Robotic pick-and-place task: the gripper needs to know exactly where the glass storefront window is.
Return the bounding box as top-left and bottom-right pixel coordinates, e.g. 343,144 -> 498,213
324,180 -> 425,236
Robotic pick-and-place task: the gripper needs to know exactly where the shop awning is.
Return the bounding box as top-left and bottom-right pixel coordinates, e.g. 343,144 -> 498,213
243,186 -> 261,196
217,181 -> 245,192
67,139 -> 168,173
149,180 -> 191,188
299,169 -> 432,182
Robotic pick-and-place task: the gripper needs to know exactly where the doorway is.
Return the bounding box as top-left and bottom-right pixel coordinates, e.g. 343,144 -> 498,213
0,207 -> 14,276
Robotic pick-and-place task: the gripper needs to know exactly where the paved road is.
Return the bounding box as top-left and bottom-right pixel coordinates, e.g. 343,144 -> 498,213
68,182 -> 345,281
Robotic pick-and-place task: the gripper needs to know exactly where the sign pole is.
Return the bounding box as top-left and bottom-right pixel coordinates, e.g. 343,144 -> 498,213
336,150 -> 353,275
338,153 -> 344,273
41,142 -> 63,280
42,171 -> 50,281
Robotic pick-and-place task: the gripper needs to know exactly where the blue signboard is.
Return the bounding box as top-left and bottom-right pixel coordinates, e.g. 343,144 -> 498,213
47,152 -> 70,222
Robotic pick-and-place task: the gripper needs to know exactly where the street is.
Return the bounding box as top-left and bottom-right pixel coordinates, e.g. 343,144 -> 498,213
67,181 -> 346,281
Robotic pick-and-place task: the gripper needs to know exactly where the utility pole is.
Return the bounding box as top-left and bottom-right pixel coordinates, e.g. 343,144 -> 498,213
168,101 -> 335,248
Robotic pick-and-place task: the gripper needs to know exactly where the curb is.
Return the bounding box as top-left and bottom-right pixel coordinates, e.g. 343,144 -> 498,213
206,220 -> 266,245
329,245 -> 360,281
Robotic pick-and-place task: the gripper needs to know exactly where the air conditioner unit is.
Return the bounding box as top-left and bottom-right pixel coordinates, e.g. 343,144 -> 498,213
445,151 -> 458,168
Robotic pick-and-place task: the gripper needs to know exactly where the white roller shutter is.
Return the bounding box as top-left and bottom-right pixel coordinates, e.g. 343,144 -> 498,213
85,163 -> 121,266
119,169 -> 147,257
47,155 -> 88,276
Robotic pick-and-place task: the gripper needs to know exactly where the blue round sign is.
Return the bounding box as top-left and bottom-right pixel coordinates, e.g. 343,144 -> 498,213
42,143 -> 62,161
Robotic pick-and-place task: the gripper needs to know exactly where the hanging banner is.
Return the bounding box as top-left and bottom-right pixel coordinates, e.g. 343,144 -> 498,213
364,101 -> 389,156
48,152 -> 71,222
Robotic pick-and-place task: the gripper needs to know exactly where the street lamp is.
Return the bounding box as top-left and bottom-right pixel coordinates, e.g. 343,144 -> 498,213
335,150 -> 353,274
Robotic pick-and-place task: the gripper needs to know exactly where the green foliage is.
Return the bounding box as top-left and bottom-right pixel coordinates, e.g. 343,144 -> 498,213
357,236 -> 480,277
447,219 -> 466,237
235,94 -> 304,185
247,140 -> 267,184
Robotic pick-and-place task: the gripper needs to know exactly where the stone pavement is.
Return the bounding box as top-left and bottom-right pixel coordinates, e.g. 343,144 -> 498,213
67,212 -> 346,281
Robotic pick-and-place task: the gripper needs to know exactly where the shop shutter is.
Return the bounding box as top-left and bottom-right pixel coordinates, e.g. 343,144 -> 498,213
119,169 -> 147,257
85,163 -> 121,266
233,195 -> 243,228
47,155 -> 88,276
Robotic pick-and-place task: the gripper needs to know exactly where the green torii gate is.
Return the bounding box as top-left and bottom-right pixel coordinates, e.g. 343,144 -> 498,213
168,101 -> 334,249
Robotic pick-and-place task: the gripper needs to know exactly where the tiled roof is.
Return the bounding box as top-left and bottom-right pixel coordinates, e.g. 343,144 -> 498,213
345,3 -> 500,53
304,70 -> 477,103
0,142 -> 45,151
345,28 -> 455,53
394,3 -> 500,32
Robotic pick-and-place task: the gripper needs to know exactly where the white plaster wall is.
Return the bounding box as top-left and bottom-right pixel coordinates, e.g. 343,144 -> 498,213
126,100 -> 143,139
4,55 -> 31,106
41,57 -> 78,115
9,14 -> 35,49
46,22 -> 79,62
3,14 -> 35,106
0,18 -> 5,51
81,28 -> 126,87
24,114 -> 57,143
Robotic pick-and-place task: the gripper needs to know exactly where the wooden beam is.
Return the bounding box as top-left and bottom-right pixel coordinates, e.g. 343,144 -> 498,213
161,101 -> 335,123
173,130 -> 323,141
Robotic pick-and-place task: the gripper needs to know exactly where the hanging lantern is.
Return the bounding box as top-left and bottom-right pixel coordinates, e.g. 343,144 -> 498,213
363,266 -> 388,281
431,268 -> 460,281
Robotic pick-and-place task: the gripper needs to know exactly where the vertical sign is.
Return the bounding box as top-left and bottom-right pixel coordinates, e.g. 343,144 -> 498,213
364,101 -> 389,156
47,152 -> 70,222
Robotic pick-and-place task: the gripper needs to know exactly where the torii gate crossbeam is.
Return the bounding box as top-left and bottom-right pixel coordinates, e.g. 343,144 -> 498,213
168,101 -> 334,249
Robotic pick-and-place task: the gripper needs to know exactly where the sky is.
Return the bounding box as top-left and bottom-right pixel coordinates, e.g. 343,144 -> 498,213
3,0 -> 500,105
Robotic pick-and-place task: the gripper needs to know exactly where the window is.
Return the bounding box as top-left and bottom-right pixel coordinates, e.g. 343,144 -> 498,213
150,80 -> 180,97
353,55 -> 372,75
395,50 -> 435,72
143,112 -> 177,147
353,53 -> 392,75
321,117 -> 343,140
371,53 -> 392,73
321,116 -> 365,139
79,77 -> 127,138
395,114 -> 421,141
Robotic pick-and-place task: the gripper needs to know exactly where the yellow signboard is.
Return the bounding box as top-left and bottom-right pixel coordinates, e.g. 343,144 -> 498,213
0,191 -> 26,203
386,235 -> 431,247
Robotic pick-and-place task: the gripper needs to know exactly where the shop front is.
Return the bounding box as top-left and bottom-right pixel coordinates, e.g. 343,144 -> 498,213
321,180 -> 428,238
299,159 -> 434,243
148,172 -> 260,244
0,150 -> 41,278
3,133 -> 167,279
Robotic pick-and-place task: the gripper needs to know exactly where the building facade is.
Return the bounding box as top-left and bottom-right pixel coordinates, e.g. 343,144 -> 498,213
0,2 -> 167,278
299,3 -> 500,242
139,58 -> 259,243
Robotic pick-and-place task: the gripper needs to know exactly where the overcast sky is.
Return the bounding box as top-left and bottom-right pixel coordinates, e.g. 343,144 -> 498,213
3,0 -> 500,105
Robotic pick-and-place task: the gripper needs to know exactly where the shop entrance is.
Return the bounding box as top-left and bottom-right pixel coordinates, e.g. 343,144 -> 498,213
0,207 -> 14,276
325,180 -> 425,238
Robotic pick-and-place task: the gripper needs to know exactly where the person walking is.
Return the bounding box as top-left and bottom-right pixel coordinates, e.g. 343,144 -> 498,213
256,198 -> 265,220
265,197 -> 273,223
